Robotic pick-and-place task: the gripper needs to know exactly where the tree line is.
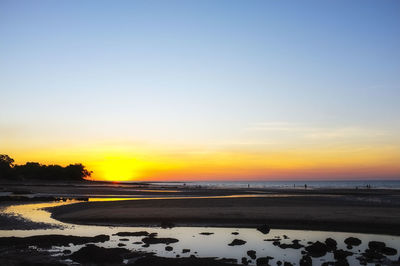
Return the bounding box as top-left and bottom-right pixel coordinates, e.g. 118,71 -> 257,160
0,154 -> 92,181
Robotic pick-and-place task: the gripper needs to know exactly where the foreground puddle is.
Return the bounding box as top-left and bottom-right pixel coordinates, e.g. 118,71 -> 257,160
1,200 -> 399,265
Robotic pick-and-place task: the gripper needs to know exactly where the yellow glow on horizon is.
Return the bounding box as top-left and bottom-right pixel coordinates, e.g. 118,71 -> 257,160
3,141 -> 400,182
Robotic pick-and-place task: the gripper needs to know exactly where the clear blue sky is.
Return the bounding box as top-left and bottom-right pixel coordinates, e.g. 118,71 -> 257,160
1,0 -> 399,180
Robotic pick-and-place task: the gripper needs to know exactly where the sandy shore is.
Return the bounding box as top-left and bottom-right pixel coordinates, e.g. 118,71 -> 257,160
48,187 -> 400,235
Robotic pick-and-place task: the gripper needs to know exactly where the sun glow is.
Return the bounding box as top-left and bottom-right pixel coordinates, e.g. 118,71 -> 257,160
95,157 -> 142,182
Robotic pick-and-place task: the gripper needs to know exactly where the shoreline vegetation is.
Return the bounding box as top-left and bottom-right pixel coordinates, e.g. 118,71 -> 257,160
0,154 -> 91,181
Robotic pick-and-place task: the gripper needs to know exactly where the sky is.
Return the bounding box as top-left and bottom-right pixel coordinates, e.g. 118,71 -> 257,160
1,0 -> 399,181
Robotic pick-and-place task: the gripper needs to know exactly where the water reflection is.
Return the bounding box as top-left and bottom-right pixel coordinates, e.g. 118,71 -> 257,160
1,200 -> 399,265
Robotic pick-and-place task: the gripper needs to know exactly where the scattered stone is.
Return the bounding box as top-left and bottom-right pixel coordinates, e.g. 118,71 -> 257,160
299,255 -> 312,266
133,241 -> 142,244
69,244 -> 129,264
283,235 -> 289,239
344,237 -> 361,248
264,237 -> 281,242
165,246 -> 173,251
278,239 -> 303,249
257,225 -> 270,234
382,247 -> 397,256
114,231 -> 149,237
182,249 -> 190,253
142,237 -> 179,245
368,241 -> 385,250
228,239 -> 246,246
219,258 -> 237,264
359,249 -> 385,263
134,254 -> 243,265
305,241 -> 328,257
276,260 -> 282,265
0,234 -> 110,248
148,232 -> 158,238
199,232 -> 214,235
232,232 -> 239,235
284,262 -> 293,266
241,257 -> 249,265
334,249 -> 353,261
256,256 -> 273,265
247,250 -> 256,259
325,238 -> 337,251
160,221 -> 175,228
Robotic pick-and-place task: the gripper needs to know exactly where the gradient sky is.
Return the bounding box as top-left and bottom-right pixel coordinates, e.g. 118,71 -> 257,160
1,0 -> 399,181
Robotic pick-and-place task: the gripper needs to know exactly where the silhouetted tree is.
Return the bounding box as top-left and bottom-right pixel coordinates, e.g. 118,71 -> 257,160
0,154 -> 15,179
0,155 -> 91,181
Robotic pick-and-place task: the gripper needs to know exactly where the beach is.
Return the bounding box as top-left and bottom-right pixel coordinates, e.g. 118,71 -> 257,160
1,181 -> 400,265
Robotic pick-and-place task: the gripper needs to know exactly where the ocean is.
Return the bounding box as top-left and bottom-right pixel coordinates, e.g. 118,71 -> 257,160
146,180 -> 400,189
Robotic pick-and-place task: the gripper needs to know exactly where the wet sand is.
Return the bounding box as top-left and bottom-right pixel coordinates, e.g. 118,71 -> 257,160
46,187 -> 400,235
2,181 -> 400,235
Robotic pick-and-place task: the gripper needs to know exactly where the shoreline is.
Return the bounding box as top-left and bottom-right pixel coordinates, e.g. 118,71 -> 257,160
49,192 -> 400,236
2,182 -> 400,235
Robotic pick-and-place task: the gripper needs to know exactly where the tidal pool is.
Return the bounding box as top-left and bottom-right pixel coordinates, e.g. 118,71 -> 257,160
1,199 -> 399,265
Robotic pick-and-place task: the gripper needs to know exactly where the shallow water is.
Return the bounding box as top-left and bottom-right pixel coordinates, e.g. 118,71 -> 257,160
1,199 -> 399,265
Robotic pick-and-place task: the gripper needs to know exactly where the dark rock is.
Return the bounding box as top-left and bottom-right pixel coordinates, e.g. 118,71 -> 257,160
62,249 -> 71,254
133,254 -> 242,265
277,261 -> 282,266
264,238 -> 281,242
118,243 -> 126,247
344,237 -> 361,247
0,234 -> 109,248
257,224 -> 270,234
283,235 -> 289,239
133,241 -> 143,244
219,258 -> 237,264
299,255 -> 312,266
182,249 -> 190,253
284,262 -> 293,266
142,244 -> 150,247
119,238 -> 129,241
325,238 -> 337,251
360,248 -> 385,263
272,241 -> 280,246
148,232 -> 158,238
199,232 -> 214,235
256,256 -> 273,265
142,237 -> 179,245
232,232 -> 239,235
278,239 -> 303,249
247,250 -> 256,259
69,244 -> 129,264
305,241 -> 328,257
114,231 -> 149,237
165,246 -> 173,251
333,249 -> 353,261
382,246 -> 397,256
242,257 -> 249,265
368,241 -> 385,250
228,239 -> 246,246
160,221 -> 175,228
